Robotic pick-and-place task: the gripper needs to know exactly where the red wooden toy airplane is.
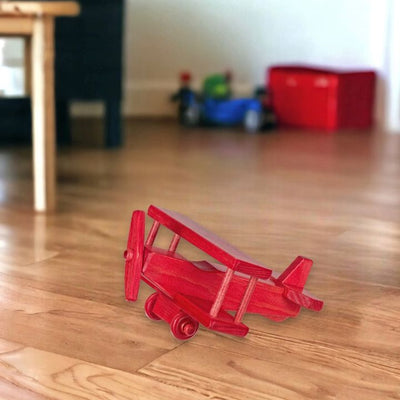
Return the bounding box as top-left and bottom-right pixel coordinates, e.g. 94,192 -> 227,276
124,205 -> 323,340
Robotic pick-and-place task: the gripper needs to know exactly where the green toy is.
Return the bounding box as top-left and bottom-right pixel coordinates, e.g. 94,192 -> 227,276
202,72 -> 232,100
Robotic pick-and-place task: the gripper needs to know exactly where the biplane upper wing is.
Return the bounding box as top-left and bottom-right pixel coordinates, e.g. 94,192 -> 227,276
148,205 -> 272,279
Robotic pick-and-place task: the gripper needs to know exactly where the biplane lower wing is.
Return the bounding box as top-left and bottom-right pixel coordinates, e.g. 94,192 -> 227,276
142,250 -> 320,320
174,294 -> 249,337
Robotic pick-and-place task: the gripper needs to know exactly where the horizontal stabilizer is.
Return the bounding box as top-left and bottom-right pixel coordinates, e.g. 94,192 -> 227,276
277,256 -> 324,311
284,288 -> 323,311
277,256 -> 313,290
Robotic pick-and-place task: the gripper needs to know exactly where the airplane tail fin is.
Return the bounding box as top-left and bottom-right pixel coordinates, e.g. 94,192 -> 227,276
277,256 -> 323,311
277,256 -> 313,290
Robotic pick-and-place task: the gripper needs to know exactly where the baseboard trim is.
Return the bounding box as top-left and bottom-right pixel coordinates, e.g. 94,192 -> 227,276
70,80 -> 255,118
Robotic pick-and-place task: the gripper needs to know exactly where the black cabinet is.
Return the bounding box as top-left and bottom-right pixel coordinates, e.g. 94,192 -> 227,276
56,0 -> 124,147
0,0 -> 124,147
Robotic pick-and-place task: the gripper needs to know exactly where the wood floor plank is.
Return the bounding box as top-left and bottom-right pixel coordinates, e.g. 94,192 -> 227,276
0,120 -> 399,398
0,339 -> 203,399
0,272 -> 179,373
240,285 -> 400,356
139,339 -> 400,400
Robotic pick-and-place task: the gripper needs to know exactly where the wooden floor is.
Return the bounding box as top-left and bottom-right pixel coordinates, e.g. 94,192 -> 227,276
0,119 -> 399,399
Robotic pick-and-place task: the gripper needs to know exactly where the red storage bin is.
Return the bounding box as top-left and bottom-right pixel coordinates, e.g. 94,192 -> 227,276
268,65 -> 376,131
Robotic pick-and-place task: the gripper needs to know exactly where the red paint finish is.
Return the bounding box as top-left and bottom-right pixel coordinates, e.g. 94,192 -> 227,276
144,293 -> 161,321
148,205 -> 272,279
124,205 -> 324,340
124,210 -> 145,301
234,275 -> 258,324
268,65 -> 376,131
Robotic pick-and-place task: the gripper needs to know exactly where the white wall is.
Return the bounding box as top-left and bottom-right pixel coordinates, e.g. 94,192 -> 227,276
383,0 -> 400,132
1,0 -> 399,131
124,0 -> 392,125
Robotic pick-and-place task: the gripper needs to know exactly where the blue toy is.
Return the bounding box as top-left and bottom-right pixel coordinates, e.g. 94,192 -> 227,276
171,71 -> 274,132
202,97 -> 262,128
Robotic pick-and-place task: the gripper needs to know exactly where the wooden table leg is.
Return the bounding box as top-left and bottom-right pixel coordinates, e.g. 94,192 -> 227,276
31,16 -> 56,212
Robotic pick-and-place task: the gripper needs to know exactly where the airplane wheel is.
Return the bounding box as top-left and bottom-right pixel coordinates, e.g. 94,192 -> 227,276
170,312 -> 199,340
144,293 -> 161,321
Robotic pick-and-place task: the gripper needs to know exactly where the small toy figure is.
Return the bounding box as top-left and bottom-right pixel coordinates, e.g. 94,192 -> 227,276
170,72 -> 197,125
124,205 -> 323,340
254,85 -> 277,129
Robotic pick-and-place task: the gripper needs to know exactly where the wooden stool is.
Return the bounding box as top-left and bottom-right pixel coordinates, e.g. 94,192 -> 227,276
0,1 -> 79,212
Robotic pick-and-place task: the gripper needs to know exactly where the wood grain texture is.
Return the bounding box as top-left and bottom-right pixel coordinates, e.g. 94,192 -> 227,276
31,15 -> 56,212
0,1 -> 79,17
0,338 -> 200,400
0,119 -> 399,399
0,1 -> 80,212
0,17 -> 33,35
